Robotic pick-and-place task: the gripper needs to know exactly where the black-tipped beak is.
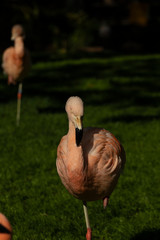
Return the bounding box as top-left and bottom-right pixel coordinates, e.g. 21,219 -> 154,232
75,128 -> 83,146
0,223 -> 11,234
11,34 -> 16,41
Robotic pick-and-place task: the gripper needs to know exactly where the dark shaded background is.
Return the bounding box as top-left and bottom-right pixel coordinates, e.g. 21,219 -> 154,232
1,0 -> 160,55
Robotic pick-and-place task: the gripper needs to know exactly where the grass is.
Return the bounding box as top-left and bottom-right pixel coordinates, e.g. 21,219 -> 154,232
0,53 -> 160,239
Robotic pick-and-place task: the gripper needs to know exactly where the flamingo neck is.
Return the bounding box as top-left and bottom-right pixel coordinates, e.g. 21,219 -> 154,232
14,37 -> 24,57
67,120 -> 85,172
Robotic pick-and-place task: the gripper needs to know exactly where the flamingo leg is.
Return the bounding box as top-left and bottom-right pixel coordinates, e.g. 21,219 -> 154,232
103,196 -> 109,209
8,76 -> 16,85
83,201 -> 92,240
16,82 -> 23,126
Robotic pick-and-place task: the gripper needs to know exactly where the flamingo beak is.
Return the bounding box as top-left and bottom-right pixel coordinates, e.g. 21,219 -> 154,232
75,116 -> 83,146
0,223 -> 12,234
11,34 -> 16,41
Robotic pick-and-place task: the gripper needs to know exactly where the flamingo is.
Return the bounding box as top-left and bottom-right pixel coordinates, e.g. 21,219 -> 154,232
56,96 -> 126,240
0,213 -> 12,240
2,24 -> 31,125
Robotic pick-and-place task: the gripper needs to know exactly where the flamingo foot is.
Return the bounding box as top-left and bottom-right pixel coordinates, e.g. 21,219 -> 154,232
86,228 -> 92,240
103,197 -> 109,209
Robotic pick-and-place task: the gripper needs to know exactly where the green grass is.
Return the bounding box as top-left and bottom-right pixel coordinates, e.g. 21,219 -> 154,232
0,53 -> 160,239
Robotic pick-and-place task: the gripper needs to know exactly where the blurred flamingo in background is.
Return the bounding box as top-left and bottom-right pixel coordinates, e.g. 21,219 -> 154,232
56,96 -> 126,240
2,24 -> 31,126
0,213 -> 12,240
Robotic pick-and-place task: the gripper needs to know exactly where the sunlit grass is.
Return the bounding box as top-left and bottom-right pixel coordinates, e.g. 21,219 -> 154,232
0,53 -> 160,239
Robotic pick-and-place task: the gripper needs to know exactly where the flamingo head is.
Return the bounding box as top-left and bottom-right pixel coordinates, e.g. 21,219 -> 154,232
11,24 -> 25,40
65,96 -> 84,146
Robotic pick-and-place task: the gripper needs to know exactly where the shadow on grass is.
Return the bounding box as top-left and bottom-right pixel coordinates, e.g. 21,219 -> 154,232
131,229 -> 160,240
0,81 -> 18,103
1,55 -> 160,122
100,114 -> 160,125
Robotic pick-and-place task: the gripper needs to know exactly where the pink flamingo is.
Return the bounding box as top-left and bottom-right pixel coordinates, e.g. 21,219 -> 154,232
2,24 -> 31,125
0,213 -> 12,240
56,96 -> 126,240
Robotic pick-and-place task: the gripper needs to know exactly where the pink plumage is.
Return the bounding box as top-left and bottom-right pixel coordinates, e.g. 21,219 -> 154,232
56,96 -> 126,240
2,24 -> 31,85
